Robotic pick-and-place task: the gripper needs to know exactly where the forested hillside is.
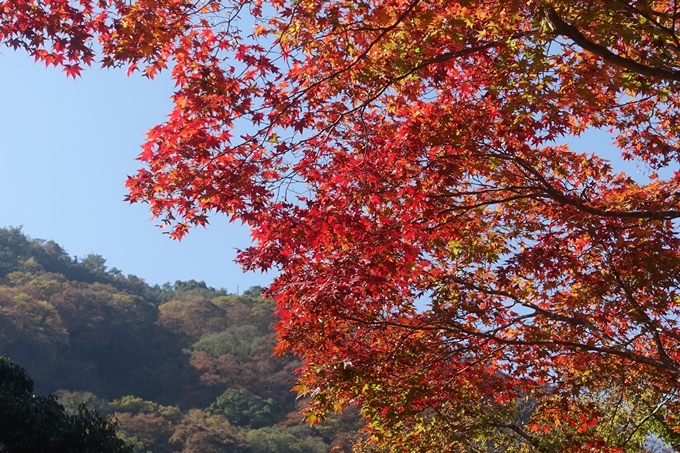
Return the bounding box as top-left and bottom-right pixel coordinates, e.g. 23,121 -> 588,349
0,227 -> 362,452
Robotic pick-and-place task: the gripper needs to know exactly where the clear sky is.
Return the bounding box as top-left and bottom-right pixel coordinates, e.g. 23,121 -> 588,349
0,48 -> 272,292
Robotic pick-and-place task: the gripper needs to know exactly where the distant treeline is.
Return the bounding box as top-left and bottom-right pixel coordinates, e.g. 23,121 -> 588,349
0,227 -> 362,453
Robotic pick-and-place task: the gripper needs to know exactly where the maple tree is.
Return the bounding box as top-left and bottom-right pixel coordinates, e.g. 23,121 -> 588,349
3,0 -> 680,450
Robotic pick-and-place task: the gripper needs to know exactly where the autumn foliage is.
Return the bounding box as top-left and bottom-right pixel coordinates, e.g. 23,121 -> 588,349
3,0 -> 680,450
0,228 -> 359,452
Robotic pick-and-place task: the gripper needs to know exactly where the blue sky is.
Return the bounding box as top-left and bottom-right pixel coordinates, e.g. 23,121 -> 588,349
0,49 -> 272,292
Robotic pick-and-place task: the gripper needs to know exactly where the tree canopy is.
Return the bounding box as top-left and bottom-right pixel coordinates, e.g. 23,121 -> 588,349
3,0 -> 680,451
0,356 -> 132,453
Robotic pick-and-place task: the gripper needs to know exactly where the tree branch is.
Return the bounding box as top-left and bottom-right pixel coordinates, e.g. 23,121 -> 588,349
545,6 -> 680,82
